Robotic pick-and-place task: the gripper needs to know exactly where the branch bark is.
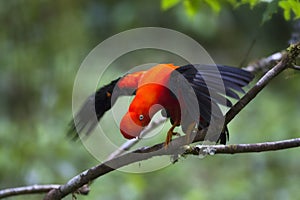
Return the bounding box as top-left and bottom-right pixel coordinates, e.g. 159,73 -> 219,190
183,138 -> 300,155
0,185 -> 60,199
226,42 -> 300,124
106,116 -> 167,160
243,52 -> 283,73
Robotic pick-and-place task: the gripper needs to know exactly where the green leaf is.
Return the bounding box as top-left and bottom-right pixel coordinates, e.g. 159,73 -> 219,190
204,0 -> 221,13
183,0 -> 199,17
279,0 -> 293,20
161,0 -> 181,10
290,0 -> 300,19
161,0 -> 300,21
242,0 -> 260,8
226,0 -> 238,6
279,0 -> 300,20
262,0 -> 279,23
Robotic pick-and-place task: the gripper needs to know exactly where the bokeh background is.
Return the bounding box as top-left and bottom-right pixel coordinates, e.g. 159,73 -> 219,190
1,1 -> 300,200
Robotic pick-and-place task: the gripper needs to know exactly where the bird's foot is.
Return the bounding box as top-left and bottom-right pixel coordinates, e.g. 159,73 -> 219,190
164,120 -> 180,149
164,128 -> 180,148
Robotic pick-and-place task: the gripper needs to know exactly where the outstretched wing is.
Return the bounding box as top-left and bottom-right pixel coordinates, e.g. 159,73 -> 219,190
68,71 -> 145,139
168,64 -> 254,143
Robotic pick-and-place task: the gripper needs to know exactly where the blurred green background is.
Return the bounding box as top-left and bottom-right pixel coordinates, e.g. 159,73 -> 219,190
1,1 -> 300,200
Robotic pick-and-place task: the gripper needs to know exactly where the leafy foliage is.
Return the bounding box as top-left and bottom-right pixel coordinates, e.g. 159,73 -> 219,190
279,0 -> 300,20
161,0 -> 300,21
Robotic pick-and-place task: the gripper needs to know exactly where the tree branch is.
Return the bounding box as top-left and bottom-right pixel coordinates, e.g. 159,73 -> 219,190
183,138 -> 300,155
0,185 -> 60,199
291,65 -> 300,70
226,42 -> 300,124
243,52 -> 283,73
106,116 -> 167,160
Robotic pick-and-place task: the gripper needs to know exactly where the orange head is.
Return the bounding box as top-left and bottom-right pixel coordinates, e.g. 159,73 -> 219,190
120,111 -> 151,139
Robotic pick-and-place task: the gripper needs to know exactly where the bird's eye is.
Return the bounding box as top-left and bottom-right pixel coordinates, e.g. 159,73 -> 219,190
139,114 -> 144,121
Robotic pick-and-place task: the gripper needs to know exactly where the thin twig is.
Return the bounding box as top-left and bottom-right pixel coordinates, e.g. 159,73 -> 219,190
291,65 -> 300,70
0,185 -> 60,199
226,42 -> 300,124
183,138 -> 300,155
243,52 -> 283,73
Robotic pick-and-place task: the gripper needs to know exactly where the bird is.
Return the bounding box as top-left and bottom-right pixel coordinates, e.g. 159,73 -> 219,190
68,63 -> 254,145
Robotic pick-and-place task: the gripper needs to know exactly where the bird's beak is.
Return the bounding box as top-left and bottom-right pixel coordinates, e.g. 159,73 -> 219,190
120,112 -> 144,139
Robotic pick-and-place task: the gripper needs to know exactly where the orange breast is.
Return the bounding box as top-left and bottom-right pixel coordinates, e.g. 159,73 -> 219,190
121,63 -> 181,139
130,63 -> 180,120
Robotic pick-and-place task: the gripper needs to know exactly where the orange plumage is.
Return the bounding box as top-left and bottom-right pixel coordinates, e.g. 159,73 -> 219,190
69,63 -> 254,145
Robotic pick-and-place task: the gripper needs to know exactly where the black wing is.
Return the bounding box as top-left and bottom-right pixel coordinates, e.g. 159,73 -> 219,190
168,64 -> 254,144
68,77 -> 136,140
